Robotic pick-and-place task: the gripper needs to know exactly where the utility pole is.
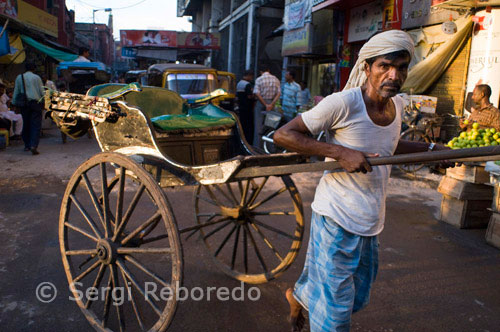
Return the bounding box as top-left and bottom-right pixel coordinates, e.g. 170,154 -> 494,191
93,8 -> 112,61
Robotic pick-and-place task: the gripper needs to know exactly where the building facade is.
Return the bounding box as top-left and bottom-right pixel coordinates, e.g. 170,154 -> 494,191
0,0 -> 80,81
178,0 -> 285,79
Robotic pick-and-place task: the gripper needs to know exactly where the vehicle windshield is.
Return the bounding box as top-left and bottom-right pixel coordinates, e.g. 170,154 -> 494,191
167,73 -> 216,97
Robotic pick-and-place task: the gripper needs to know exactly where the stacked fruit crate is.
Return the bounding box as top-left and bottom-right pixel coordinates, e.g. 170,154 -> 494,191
486,172 -> 500,249
438,163 -> 493,228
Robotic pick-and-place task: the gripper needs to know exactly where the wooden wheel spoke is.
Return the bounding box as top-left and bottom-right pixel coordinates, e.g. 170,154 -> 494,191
124,255 -> 170,287
249,186 -> 287,210
70,194 -> 103,239
252,219 -> 297,240
244,224 -> 267,272
230,225 -> 241,269
181,216 -> 229,234
250,222 -> 284,262
237,181 -> 244,199
65,222 -> 99,242
74,259 -> 101,283
195,194 -> 219,206
204,185 -> 223,206
184,216 -> 230,240
214,225 -> 238,257
66,249 -> 97,256
119,266 -> 144,330
100,163 -> 112,238
116,259 -> 162,316
246,177 -> 269,207
102,273 -> 113,327
112,184 -> 145,242
82,173 -> 105,229
196,213 -> 220,217
140,233 -> 169,245
252,211 -> 296,216
137,217 -> 161,241
121,211 -> 162,245
211,184 -> 235,205
226,183 -> 239,204
109,264 -> 125,332
85,263 -> 106,309
114,167 -> 126,236
117,247 -> 172,254
240,180 -> 251,205
202,220 -> 232,240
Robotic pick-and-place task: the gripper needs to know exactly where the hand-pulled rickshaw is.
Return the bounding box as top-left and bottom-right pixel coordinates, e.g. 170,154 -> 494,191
45,83 -> 500,331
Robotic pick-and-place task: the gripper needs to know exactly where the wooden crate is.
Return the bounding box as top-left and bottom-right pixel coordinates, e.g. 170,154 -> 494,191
446,164 -> 490,184
439,194 -> 491,229
437,176 -> 493,200
486,212 -> 500,249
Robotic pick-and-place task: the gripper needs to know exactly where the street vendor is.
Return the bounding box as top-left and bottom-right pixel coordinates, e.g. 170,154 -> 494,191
460,84 -> 500,131
274,30 -> 455,332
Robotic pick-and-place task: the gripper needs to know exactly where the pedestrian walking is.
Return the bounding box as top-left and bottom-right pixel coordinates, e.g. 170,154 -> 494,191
281,70 -> 301,122
253,65 -> 280,147
12,62 -> 45,155
236,70 -> 255,144
274,30 -> 455,332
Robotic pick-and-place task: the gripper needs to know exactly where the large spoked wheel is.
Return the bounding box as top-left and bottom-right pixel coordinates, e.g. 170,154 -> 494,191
60,152 -> 183,332
399,128 -> 430,173
194,176 -> 304,284
262,130 -> 287,154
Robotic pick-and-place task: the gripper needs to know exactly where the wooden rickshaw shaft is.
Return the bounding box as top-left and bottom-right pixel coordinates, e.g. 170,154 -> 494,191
234,146 -> 500,179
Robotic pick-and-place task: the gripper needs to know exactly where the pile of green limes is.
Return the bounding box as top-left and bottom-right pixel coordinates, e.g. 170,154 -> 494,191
447,122 -> 500,149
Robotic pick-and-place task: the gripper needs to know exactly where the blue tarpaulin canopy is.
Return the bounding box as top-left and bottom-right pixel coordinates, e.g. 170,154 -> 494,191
20,35 -> 78,62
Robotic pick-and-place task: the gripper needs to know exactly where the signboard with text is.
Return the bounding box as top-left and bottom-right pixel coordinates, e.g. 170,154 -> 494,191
466,9 -> 500,108
282,23 -> 311,56
402,0 -> 459,29
348,1 -> 383,43
120,30 -> 177,47
18,0 -> 57,37
177,32 -> 220,49
284,0 -> 312,31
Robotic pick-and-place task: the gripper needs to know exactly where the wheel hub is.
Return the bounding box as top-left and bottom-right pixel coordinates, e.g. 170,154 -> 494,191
96,239 -> 117,264
220,205 -> 254,224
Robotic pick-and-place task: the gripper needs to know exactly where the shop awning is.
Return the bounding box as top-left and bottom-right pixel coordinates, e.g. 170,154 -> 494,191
20,35 -> 78,62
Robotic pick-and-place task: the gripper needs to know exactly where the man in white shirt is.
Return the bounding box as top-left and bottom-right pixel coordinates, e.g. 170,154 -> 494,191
274,30 -> 453,332
74,47 -> 91,62
12,62 -> 45,155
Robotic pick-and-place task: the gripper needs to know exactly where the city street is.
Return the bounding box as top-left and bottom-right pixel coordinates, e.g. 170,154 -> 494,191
0,127 -> 499,331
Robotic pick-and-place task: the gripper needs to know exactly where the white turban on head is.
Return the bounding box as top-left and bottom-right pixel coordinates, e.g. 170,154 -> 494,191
343,30 -> 415,90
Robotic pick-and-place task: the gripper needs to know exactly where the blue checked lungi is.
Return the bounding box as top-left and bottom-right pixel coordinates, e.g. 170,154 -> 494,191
293,212 -> 379,332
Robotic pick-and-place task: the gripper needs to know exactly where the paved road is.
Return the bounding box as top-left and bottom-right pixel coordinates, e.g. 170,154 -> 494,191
0,128 -> 499,332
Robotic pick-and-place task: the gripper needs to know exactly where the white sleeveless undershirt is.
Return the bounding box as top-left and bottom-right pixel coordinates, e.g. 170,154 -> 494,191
301,87 -> 403,236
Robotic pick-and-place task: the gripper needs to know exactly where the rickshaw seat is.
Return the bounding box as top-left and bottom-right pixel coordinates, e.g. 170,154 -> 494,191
87,83 -> 187,118
87,83 -> 235,133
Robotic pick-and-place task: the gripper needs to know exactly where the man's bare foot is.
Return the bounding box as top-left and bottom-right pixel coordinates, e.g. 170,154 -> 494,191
286,288 -> 305,332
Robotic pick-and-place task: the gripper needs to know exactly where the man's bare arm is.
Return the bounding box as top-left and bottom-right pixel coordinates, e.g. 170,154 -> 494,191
255,92 -> 266,107
273,116 -> 378,173
268,91 -> 281,110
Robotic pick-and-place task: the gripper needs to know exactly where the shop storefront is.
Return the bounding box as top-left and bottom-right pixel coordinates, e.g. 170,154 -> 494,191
0,0 -> 76,82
